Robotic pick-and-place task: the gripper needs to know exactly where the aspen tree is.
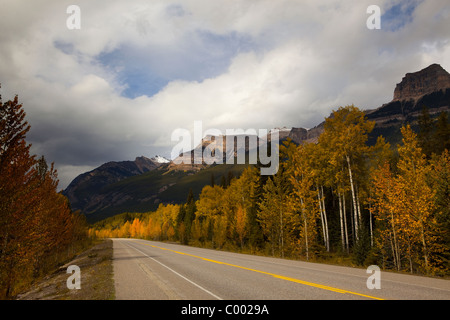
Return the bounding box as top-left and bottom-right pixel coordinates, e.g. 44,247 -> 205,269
372,162 -> 401,270
286,142 -> 318,260
397,125 -> 436,273
319,106 -> 374,242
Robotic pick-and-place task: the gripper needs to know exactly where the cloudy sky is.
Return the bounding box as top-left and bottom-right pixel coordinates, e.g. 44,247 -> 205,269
1,0 -> 449,189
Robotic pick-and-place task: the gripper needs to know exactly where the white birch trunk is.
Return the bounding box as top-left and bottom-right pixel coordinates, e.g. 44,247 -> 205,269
279,206 -> 284,258
346,154 -> 359,241
321,185 -> 330,252
317,186 -> 329,251
338,189 -> 345,252
355,183 -> 362,226
369,202 -> 373,247
343,192 -> 349,253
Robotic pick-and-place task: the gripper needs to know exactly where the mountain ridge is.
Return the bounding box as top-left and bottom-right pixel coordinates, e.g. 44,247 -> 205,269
62,155 -> 167,214
393,63 -> 450,101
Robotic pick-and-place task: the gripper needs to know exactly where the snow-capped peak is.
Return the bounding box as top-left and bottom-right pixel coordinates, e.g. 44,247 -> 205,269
152,155 -> 170,163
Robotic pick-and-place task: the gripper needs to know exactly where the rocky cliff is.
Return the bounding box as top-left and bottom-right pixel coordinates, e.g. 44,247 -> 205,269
367,64 -> 450,129
364,63 -> 450,146
393,63 -> 450,101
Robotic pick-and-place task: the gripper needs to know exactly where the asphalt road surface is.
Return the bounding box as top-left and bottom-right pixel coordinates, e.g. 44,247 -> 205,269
112,238 -> 450,300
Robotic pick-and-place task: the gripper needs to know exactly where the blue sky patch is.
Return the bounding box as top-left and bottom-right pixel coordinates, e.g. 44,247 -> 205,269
382,0 -> 422,32
95,30 -> 257,98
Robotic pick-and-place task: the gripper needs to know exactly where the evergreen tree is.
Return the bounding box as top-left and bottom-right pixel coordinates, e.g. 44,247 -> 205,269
220,175 -> 227,188
258,163 -> 296,258
184,189 -> 196,243
210,172 -> 215,187
417,106 -> 434,157
433,111 -> 450,155
353,225 -> 371,266
429,150 -> 450,274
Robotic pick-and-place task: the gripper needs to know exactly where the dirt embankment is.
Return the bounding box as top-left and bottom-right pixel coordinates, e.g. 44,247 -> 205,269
17,239 -> 115,300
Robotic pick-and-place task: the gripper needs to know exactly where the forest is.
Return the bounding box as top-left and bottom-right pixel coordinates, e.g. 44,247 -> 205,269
0,94 -> 90,299
91,105 -> 450,277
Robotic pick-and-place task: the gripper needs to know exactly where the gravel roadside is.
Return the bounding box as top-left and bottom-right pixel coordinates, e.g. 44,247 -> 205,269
17,239 -> 115,300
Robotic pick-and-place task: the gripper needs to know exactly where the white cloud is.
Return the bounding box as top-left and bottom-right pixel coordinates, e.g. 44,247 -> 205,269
1,0 -> 449,189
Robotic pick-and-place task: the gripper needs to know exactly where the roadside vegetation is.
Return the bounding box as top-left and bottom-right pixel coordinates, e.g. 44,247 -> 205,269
0,93 -> 91,299
17,239 -> 114,300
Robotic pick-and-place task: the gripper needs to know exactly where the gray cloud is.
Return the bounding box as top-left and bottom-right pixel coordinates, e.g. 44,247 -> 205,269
1,0 -> 449,189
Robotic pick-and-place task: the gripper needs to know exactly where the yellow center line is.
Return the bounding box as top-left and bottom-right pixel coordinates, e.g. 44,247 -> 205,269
137,241 -> 384,300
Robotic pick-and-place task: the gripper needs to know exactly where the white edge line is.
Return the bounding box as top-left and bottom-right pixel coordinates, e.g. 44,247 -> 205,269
124,241 -> 223,300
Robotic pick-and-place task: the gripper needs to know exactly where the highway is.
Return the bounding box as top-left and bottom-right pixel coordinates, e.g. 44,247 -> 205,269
112,238 -> 450,300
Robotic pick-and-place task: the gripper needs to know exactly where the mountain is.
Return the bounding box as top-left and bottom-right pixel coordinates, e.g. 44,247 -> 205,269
64,63 -> 450,222
279,63 -> 450,146
366,63 -> 450,145
151,155 -> 170,164
62,156 -> 166,215
169,125 -> 324,170
393,63 -> 450,101
66,162 -> 247,222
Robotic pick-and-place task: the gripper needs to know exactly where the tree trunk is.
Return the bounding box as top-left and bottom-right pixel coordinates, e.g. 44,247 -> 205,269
279,207 -> 284,258
389,232 -> 398,271
369,202 -> 373,247
343,192 -> 349,253
346,155 -> 359,241
355,183 -> 362,225
300,197 -> 309,261
389,212 -> 400,271
338,190 -> 345,252
317,186 -> 329,251
420,222 -> 429,273
407,239 -> 413,273
321,185 -> 330,252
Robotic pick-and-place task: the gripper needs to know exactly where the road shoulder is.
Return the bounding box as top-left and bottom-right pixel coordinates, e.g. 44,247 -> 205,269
17,239 -> 115,300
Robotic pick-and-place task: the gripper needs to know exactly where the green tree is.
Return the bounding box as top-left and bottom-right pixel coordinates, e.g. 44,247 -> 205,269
429,150 -> 450,274
417,106 -> 434,158
183,189 -> 196,244
433,111 -> 450,155
258,160 -> 297,258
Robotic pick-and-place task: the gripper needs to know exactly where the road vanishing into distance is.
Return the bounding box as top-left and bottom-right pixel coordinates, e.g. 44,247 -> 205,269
112,238 -> 450,300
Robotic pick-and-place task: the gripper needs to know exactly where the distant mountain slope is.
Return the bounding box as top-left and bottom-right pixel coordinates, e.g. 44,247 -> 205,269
63,156 -> 163,215
71,163 -> 248,223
